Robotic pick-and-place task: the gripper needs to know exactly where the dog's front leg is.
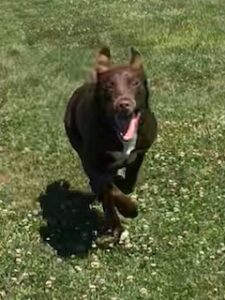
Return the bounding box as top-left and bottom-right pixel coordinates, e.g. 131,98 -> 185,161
100,183 -> 138,235
100,185 -> 124,239
114,153 -> 145,194
81,162 -> 123,237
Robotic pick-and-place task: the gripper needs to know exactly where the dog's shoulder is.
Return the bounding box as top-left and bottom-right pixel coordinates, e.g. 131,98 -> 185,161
70,82 -> 96,105
64,83 -> 96,125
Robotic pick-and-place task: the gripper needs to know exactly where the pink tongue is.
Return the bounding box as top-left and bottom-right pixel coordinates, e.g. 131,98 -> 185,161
122,114 -> 140,141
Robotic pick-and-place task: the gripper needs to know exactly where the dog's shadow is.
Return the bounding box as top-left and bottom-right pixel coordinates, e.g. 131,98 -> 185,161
39,180 -> 103,257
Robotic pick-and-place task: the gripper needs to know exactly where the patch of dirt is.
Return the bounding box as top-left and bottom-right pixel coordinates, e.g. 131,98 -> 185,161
0,173 -> 10,184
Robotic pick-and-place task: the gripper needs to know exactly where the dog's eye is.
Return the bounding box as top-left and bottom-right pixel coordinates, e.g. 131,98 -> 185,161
132,79 -> 140,87
106,81 -> 115,90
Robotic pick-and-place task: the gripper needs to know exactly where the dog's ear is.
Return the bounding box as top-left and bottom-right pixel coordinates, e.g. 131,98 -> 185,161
129,47 -> 143,70
95,46 -> 111,73
87,47 -> 111,82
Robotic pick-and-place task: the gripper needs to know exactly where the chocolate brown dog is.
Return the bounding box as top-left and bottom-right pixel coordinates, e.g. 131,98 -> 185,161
64,47 -> 157,237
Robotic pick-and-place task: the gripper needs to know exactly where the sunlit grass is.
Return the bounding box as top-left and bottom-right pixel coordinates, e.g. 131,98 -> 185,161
0,0 -> 225,299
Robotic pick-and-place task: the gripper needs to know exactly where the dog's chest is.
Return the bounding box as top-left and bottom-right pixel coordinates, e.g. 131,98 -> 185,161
122,133 -> 137,156
117,134 -> 137,178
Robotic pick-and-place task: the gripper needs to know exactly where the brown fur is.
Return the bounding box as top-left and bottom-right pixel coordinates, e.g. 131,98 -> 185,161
64,47 -> 157,237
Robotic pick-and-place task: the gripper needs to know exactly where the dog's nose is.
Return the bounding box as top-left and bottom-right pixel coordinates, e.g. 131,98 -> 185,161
115,97 -> 136,114
118,100 -> 130,110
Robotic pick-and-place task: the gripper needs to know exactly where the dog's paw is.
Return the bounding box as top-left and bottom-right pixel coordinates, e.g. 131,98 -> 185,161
96,226 -> 124,249
95,235 -> 116,249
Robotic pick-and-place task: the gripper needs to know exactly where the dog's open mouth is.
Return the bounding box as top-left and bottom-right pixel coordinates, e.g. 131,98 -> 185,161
115,111 -> 141,141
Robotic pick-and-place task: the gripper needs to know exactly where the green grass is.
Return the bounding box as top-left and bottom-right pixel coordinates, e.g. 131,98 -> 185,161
1,0 -> 225,299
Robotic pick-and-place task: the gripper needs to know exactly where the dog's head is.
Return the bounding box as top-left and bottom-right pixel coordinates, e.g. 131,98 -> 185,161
89,47 -> 149,141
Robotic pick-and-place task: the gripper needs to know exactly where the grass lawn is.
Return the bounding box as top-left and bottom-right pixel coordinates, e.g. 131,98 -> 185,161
1,0 -> 225,299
